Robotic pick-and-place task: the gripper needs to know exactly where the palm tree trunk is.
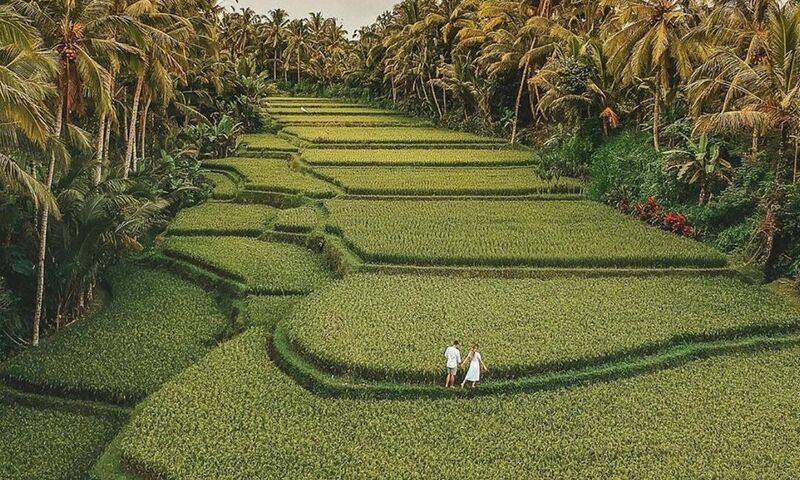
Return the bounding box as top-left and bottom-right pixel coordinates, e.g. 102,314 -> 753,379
297,51 -> 302,84
139,94 -> 151,166
124,73 -> 144,179
512,61 -> 531,145
653,83 -> 661,152
752,128 -> 759,156
273,48 -> 279,81
94,111 -> 106,185
32,98 -> 64,347
427,72 -> 443,118
104,114 -> 112,163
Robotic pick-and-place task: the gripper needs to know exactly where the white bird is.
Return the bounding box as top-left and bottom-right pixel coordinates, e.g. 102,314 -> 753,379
301,107 -> 309,114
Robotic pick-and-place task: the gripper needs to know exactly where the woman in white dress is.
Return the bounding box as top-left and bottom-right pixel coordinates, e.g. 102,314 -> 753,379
461,344 -> 487,388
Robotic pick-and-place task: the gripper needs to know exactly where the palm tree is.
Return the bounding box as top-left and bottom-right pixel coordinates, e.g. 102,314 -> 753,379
265,9 -> 289,81
604,0 -> 694,151
12,0 -> 124,346
692,4 -> 800,176
285,18 -> 309,84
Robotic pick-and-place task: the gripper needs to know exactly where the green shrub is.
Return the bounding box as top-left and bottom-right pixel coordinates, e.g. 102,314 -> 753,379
302,148 -> 535,167
118,327 -> 800,479
0,266 -> 228,403
589,129 -> 661,202
0,398 -> 124,480
161,236 -> 330,294
313,167 -> 582,196
325,199 -> 727,268
283,273 -> 798,383
167,202 -> 277,236
204,158 -> 337,198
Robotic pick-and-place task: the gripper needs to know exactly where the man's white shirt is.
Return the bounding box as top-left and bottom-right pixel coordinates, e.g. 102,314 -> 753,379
445,346 -> 461,369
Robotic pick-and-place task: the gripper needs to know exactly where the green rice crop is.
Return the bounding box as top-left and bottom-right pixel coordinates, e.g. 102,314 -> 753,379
266,107 -> 396,115
118,327 -> 800,479
302,148 -> 536,166
274,206 -> 320,233
0,399 -> 124,479
202,171 -> 238,199
204,158 -> 337,197
241,133 -> 298,152
161,236 -> 330,294
325,199 -> 728,268
283,273 -> 798,383
273,115 -> 425,127
313,166 -> 582,196
282,126 -> 507,145
0,266 -> 228,403
242,296 -> 303,330
167,202 -> 277,236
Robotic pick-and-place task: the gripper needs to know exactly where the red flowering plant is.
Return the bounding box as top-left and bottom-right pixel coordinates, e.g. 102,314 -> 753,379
633,196 -> 661,225
662,212 -> 696,238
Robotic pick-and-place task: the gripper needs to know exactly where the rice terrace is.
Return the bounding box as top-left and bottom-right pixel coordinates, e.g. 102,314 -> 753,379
2,1 -> 800,479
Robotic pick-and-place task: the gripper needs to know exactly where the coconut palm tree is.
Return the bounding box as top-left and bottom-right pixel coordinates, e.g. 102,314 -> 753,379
265,8 -> 289,81
604,0 -> 695,151
11,0 -> 129,345
285,18 -> 309,84
692,3 -> 800,176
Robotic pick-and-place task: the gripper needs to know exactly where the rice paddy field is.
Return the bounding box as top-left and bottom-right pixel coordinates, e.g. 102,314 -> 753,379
325,199 -> 727,268
313,166 -> 582,196
3,96 -> 799,479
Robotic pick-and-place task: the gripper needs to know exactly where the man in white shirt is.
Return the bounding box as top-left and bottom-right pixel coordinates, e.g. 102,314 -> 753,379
444,340 -> 461,388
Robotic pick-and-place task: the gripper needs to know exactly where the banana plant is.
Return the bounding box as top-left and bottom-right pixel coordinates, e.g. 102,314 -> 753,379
664,133 -> 733,205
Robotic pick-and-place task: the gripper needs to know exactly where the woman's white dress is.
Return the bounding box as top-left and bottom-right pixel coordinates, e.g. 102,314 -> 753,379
465,352 -> 482,382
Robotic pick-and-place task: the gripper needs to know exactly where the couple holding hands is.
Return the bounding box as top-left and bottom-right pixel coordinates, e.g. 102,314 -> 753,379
444,340 -> 488,389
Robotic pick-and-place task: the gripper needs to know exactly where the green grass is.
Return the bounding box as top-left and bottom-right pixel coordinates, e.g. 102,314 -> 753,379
325,199 -> 728,268
283,126 -> 507,145
167,202 -> 277,236
282,273 -> 799,383
118,327 -> 800,479
313,166 -> 582,196
0,266 -> 228,403
160,236 -> 330,294
274,114 -> 425,126
266,107 -> 396,115
202,171 -> 238,199
302,148 -> 536,166
241,133 -> 298,152
274,206 -> 320,233
0,398 -> 124,480
204,158 -> 337,197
